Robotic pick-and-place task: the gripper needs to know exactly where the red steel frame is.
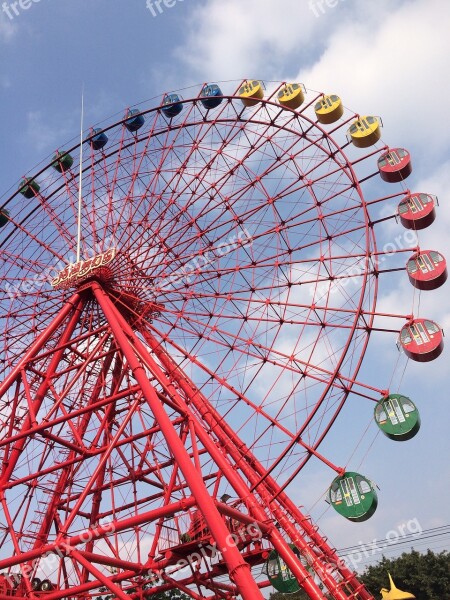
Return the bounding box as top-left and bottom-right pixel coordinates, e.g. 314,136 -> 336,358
0,282 -> 375,600
0,81 -> 429,600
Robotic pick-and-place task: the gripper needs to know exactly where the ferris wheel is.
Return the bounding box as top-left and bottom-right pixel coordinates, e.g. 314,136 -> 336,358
0,80 -> 445,600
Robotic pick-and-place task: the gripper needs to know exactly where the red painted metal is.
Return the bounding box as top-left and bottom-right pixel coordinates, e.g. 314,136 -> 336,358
91,282 -> 266,600
1,80 -> 439,599
399,318 -> 444,362
406,250 -> 447,290
398,193 -> 436,230
98,287 -> 328,599
141,324 -> 373,600
378,147 -> 412,183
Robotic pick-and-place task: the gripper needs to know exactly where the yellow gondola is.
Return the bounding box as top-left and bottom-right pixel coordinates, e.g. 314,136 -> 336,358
314,94 -> 343,124
348,116 -> 382,148
277,83 -> 305,110
380,574 -> 415,600
239,80 -> 264,107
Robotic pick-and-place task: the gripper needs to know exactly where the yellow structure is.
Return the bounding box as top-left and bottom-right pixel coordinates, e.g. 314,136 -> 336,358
239,80 -> 264,107
380,573 -> 415,600
277,83 -> 305,110
314,94 -> 343,124
348,116 -> 382,148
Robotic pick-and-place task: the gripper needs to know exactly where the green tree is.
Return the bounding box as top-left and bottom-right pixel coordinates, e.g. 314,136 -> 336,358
360,550 -> 450,600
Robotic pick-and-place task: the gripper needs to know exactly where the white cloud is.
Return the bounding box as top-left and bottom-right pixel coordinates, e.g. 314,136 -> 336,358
173,0 -> 321,81
413,159 -> 450,256
24,110 -> 77,156
300,0 -> 450,161
175,0 -> 450,160
0,16 -> 16,42
170,0 -> 450,550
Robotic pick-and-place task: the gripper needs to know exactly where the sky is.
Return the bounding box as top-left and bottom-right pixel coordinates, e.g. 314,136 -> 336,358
0,0 -> 449,582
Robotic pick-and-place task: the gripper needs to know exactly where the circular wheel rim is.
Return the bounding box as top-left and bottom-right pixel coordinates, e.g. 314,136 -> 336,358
0,85 -> 383,484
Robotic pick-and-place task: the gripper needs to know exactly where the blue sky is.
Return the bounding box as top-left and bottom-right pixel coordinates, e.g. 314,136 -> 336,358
0,0 -> 449,576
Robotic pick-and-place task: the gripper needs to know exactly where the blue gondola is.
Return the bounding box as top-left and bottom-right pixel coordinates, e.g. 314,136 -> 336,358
124,108 -> 145,133
87,128 -> 108,151
200,84 -> 223,109
161,94 -> 183,118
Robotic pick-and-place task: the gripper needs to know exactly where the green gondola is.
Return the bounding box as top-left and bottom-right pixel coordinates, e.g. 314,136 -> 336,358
0,208 -> 9,227
374,394 -> 420,441
329,472 -> 378,522
52,151 -> 74,173
264,547 -> 302,593
19,178 -> 40,199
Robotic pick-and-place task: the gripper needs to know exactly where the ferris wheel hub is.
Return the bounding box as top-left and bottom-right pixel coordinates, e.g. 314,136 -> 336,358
51,248 -> 117,290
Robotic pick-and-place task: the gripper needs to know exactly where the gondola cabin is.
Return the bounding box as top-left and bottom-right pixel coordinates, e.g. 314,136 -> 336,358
397,193 -> 436,230
406,250 -> 447,291
328,472 -> 378,522
0,208 -> 9,227
3,574 -> 57,597
314,94 -> 343,124
277,83 -> 305,110
200,84 -> 223,109
399,319 -> 443,362
265,548 -> 301,593
378,148 -> 412,183
88,128 -> 108,151
124,108 -> 145,132
52,151 -> 74,173
19,178 -> 40,199
374,395 -> 420,441
348,116 -> 381,148
161,93 -> 183,118
239,80 -> 264,107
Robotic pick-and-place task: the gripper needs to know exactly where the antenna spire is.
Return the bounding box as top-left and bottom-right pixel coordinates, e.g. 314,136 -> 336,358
76,86 -> 84,263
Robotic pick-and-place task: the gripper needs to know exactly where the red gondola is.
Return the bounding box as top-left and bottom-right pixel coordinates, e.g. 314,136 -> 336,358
378,148 -> 412,183
399,319 -> 444,362
398,193 -> 436,230
406,251 -> 447,291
